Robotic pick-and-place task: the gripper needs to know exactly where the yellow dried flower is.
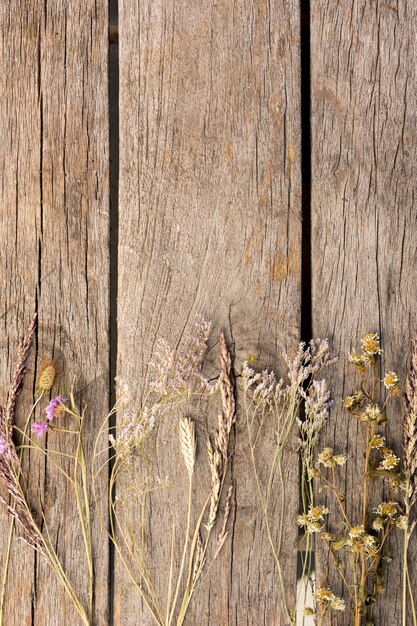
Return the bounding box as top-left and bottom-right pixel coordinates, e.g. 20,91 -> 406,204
378,451 -> 400,471
370,434 -> 386,449
344,391 -> 364,411
364,404 -> 382,423
303,607 -> 314,616
318,447 -> 347,468
37,361 -> 57,393
361,332 -> 382,356
313,588 -> 345,611
318,447 -> 334,467
298,505 -> 329,533
308,505 -> 329,521
349,352 -> 371,369
374,502 -> 398,518
298,514 -> 309,527
321,531 -> 333,542
383,371 -> 399,389
349,525 -> 366,539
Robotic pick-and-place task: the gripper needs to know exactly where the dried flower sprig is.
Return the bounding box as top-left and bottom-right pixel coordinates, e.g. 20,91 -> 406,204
310,332 -> 404,626
0,318 -> 92,625
93,320 -> 236,626
243,338 -> 337,625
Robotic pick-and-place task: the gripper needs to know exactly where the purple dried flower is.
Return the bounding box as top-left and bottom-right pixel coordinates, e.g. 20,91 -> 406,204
148,315 -> 215,397
45,396 -> 67,421
32,422 -> 49,437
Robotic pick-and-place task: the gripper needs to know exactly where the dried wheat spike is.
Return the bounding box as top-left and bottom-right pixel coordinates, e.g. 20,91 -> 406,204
179,416 -> 196,480
404,335 -> 417,508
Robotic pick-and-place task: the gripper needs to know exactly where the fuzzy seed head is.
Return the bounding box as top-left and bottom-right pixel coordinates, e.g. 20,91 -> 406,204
37,362 -> 56,393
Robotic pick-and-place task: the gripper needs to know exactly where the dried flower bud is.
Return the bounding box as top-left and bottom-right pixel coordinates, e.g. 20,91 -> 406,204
396,515 -> 408,530
372,517 -> 384,531
37,361 -> 56,393
344,391 -> 364,411
308,467 -> 321,479
349,352 -> 371,370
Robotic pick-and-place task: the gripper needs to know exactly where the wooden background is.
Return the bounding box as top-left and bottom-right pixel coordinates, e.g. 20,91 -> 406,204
0,0 -> 416,624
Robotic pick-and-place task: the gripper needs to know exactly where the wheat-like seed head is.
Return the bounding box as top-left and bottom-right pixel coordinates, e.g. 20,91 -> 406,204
191,531 -> 205,586
179,416 -> 196,480
404,335 -> 417,508
217,484 -> 233,547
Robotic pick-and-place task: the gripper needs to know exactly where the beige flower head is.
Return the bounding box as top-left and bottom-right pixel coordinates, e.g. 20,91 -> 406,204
374,502 -> 398,518
298,505 -> 329,533
396,515 -> 408,531
378,451 -> 400,471
349,352 -> 371,370
370,434 -> 386,449
372,517 -> 384,531
313,588 -> 345,611
383,371 -> 399,389
361,333 -> 382,356
344,391 -> 364,411
318,447 -> 347,468
363,404 -> 382,423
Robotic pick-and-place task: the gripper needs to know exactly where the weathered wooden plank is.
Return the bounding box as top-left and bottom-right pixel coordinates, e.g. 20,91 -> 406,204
311,2 -> 417,624
118,1 -> 301,624
0,2 -> 109,624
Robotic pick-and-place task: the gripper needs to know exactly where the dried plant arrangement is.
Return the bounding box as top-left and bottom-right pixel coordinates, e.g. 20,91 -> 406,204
242,339 -> 337,625
301,333 -> 416,626
93,317 -> 236,626
0,316 -> 94,626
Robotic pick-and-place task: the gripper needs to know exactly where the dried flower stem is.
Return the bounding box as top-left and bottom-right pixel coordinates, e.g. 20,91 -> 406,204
94,321 -> 235,626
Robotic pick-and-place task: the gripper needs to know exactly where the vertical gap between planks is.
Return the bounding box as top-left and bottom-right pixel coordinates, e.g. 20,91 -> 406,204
108,0 -> 119,623
300,0 -> 312,344
298,0 -> 313,619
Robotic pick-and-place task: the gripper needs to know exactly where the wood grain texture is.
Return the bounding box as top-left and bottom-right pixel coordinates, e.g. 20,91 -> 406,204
311,2 -> 417,624
0,2 -> 109,624
118,0 -> 301,624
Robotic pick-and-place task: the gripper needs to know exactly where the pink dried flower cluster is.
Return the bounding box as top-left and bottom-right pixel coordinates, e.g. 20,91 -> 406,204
148,316 -> 216,396
112,404 -> 158,459
114,316 -> 217,459
298,379 -> 333,451
284,338 -> 338,395
242,338 -> 337,413
32,396 -> 67,438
